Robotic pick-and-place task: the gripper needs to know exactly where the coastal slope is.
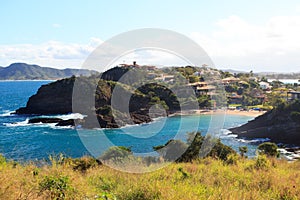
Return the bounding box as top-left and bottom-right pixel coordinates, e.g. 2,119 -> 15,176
15,67 -> 181,128
229,101 -> 300,145
0,63 -> 98,80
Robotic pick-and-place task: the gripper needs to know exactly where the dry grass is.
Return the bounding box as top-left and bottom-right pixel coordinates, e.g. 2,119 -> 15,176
0,155 -> 300,200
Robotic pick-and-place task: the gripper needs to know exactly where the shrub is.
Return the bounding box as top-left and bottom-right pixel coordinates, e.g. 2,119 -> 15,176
257,142 -> 279,157
154,132 -> 236,162
116,186 -> 160,200
68,156 -> 99,172
100,146 -> 132,161
39,175 -> 73,199
225,153 -> 239,165
153,140 -> 188,161
290,111 -> 300,121
239,146 -> 248,157
0,154 -> 6,165
254,155 -> 270,170
208,138 -> 236,161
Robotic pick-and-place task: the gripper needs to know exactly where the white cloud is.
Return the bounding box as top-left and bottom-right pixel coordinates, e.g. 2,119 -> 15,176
3,15 -> 300,72
190,15 -> 300,72
0,38 -> 103,68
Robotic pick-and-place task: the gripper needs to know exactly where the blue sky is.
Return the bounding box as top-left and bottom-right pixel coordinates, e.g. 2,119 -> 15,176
1,0 -> 300,72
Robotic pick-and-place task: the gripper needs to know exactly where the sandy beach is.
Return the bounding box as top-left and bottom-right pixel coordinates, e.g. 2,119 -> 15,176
176,109 -> 266,118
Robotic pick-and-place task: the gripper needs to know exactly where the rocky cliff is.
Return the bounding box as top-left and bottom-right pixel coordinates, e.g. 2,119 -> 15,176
15,67 -> 182,128
230,101 -> 300,145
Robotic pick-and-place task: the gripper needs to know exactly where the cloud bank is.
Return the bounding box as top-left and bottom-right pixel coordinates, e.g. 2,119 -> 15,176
1,15 -> 300,72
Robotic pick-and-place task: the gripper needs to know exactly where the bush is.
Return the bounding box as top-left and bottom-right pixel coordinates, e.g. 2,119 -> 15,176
116,186 -> 160,200
153,140 -> 188,161
39,175 -> 73,199
0,154 -> 6,165
67,156 -> 99,172
154,132 -> 236,162
254,155 -> 270,170
100,146 -> 132,161
290,111 -> 300,122
257,142 -> 279,157
239,146 -> 248,157
225,153 -> 239,165
208,138 -> 236,161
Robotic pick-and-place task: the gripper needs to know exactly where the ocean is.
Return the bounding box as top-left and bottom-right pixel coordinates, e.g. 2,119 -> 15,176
0,81 -> 263,161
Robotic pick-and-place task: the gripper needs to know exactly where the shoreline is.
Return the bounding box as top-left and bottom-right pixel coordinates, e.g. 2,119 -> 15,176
172,109 -> 266,118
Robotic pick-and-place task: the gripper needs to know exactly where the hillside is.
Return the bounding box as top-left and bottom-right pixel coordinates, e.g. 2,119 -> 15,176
230,100 -> 300,145
15,67 -> 181,128
0,63 -> 98,80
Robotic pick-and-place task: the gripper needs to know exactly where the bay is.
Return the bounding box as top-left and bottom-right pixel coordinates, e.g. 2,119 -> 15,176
0,81 -> 262,161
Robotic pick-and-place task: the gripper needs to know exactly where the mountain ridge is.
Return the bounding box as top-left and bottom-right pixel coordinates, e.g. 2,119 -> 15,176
0,63 -> 98,80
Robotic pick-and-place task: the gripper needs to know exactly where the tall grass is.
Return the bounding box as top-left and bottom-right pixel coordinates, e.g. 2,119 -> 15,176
0,155 -> 300,199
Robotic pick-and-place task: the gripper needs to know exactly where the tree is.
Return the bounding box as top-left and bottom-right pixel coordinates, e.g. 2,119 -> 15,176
239,146 -> 248,157
99,146 -> 132,161
257,142 -> 279,157
153,140 -> 188,161
154,132 -> 237,162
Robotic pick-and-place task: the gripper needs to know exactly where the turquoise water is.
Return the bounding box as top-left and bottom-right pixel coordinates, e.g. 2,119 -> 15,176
0,81 -> 262,161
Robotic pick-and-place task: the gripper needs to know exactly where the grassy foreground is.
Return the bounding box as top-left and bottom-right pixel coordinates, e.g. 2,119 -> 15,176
0,155 -> 300,200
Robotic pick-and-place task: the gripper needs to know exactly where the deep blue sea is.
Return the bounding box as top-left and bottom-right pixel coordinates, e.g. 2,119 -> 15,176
0,81 -> 264,161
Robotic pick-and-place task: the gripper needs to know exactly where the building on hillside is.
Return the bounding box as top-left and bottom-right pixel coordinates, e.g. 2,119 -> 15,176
228,93 -> 243,104
222,77 -> 240,85
154,74 -> 174,83
250,88 -> 267,104
259,81 -> 272,90
287,91 -> 300,101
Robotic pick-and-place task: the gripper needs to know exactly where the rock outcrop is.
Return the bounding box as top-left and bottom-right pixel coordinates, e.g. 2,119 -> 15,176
230,101 -> 300,145
15,67 -> 182,128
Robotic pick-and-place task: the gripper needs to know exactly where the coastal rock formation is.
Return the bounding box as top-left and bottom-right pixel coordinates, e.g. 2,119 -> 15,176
15,67 -> 182,128
28,118 -> 63,124
230,101 -> 300,145
16,77 -> 75,114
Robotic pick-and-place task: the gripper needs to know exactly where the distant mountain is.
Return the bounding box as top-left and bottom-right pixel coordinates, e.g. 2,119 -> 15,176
0,63 -> 98,80
219,68 -> 247,74
255,72 -> 300,79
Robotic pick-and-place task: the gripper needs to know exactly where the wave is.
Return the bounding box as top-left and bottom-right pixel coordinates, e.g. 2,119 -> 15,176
3,118 -> 74,129
236,138 -> 271,144
35,113 -> 86,120
54,113 -> 86,120
3,118 -> 30,127
0,110 -> 15,117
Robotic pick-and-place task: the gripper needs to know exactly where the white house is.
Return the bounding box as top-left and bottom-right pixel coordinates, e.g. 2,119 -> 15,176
259,82 -> 272,90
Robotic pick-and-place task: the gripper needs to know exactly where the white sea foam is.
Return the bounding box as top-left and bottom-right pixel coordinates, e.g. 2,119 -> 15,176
56,113 -> 86,120
236,138 -> 271,144
3,118 -> 30,127
0,110 -> 14,117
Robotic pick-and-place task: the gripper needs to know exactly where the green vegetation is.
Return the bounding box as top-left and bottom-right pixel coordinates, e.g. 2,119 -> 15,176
0,63 -> 97,80
257,142 -> 279,157
0,152 -> 300,199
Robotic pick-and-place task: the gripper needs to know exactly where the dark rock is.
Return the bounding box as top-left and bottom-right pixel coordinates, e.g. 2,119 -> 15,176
229,101 -> 300,145
55,119 -> 75,126
15,67 -> 182,129
28,117 -> 62,124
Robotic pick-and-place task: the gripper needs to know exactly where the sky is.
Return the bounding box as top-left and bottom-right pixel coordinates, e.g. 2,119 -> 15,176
1,0 -> 300,72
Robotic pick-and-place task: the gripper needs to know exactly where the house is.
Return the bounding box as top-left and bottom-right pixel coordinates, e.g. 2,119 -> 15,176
154,74 -> 174,83
259,81 -> 272,90
222,77 -> 240,85
250,88 -> 266,104
287,91 -> 300,101
228,93 -> 243,104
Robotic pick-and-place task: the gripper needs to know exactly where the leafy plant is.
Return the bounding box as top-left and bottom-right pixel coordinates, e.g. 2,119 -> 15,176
39,175 -> 73,199
257,142 -> 279,157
